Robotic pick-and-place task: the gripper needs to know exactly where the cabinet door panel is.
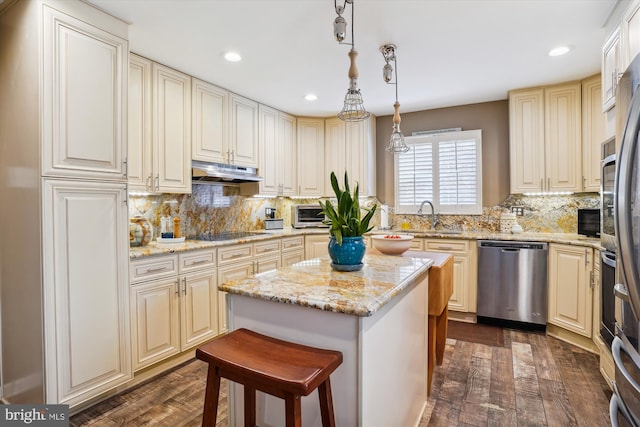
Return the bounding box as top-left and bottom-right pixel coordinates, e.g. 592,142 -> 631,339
128,54 -> 153,191
545,84 -> 582,192
131,279 -> 180,370
582,75 -> 605,192
218,261 -> 254,333
192,79 -> 228,163
297,119 -> 325,196
43,180 -> 131,403
259,105 -> 279,195
43,6 -> 127,180
325,118 -> 346,196
153,63 -> 191,193
304,235 -> 329,260
602,28 -> 620,112
280,112 -> 297,196
231,94 -> 259,168
509,89 -> 545,193
548,244 -> 593,337
181,270 -> 218,349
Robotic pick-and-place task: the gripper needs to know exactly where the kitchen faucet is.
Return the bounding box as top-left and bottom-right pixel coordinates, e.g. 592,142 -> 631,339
417,200 -> 439,230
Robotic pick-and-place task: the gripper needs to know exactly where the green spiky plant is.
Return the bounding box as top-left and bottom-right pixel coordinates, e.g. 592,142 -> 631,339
320,171 -> 377,245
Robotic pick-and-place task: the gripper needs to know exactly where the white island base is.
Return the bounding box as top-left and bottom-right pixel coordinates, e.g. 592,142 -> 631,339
226,271 -> 429,427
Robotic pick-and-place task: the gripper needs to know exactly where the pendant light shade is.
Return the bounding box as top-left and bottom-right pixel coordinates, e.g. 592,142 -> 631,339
380,44 -> 409,154
333,0 -> 370,122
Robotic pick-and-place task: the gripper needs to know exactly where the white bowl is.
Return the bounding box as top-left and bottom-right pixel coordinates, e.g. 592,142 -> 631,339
371,234 -> 414,255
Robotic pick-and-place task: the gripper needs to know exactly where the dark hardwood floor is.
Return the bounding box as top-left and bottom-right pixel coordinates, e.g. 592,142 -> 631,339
71,322 -> 612,426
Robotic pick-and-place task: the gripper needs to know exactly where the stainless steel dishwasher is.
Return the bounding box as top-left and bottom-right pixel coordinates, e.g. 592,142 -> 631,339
477,240 -> 548,328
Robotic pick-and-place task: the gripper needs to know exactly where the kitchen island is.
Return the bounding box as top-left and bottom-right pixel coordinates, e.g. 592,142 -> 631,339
219,252 -> 433,427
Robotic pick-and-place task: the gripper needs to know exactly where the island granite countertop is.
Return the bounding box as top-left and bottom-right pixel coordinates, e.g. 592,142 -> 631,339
218,253 -> 433,317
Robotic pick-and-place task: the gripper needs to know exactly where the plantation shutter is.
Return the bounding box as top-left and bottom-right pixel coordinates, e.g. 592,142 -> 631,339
394,129 -> 482,214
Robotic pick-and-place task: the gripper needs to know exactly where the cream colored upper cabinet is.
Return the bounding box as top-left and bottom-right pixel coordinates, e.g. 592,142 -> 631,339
623,1 -> 640,70
325,117 -> 347,188
43,5 -> 127,180
153,63 -> 192,193
128,54 -> 153,191
602,27 -> 621,112
191,78 -> 229,164
509,83 -> 582,193
297,118 -> 325,196
581,75 -> 605,193
279,112 -> 297,196
544,83 -> 582,192
548,244 -> 594,338
230,94 -> 259,168
258,105 -> 297,196
509,88 -> 545,193
129,56 -> 191,193
345,118 -> 376,196
324,116 -> 376,197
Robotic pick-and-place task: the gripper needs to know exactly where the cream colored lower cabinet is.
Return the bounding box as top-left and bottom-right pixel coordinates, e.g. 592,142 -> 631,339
43,180 -> 131,406
305,234 -> 330,259
423,238 -> 478,313
130,249 -> 218,371
282,235 -> 305,266
548,243 -> 594,337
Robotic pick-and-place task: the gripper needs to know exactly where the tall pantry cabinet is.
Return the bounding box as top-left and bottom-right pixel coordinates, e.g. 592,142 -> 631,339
0,0 -> 131,409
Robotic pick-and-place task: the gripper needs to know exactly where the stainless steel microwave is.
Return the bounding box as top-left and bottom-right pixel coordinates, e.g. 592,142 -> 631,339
291,205 -> 328,228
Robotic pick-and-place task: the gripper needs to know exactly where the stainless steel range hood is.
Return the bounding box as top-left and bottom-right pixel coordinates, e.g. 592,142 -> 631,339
192,160 -> 263,184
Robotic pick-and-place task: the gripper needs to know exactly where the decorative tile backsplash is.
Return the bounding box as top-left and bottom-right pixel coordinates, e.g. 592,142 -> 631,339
129,184 -> 600,237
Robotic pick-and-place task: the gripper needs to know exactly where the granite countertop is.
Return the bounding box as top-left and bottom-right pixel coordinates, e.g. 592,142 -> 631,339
130,227 -> 602,259
372,229 -> 603,250
218,253 -> 433,317
129,228 -> 329,259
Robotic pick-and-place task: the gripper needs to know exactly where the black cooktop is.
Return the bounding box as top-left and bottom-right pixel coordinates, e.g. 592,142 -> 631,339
190,231 -> 266,241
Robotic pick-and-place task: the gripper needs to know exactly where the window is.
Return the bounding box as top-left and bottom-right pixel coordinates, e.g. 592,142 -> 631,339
395,129 -> 482,215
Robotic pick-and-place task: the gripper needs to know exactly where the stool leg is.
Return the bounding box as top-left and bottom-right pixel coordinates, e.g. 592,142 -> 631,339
202,364 -> 221,427
244,385 -> 256,427
318,377 -> 336,427
285,394 -> 302,427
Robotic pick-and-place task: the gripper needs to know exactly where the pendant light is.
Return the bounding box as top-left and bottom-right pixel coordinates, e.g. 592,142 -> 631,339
333,0 -> 370,122
380,44 -> 409,153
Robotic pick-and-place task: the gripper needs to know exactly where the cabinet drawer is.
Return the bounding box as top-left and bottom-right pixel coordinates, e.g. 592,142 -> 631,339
282,236 -> 304,251
424,239 -> 469,253
218,243 -> 253,265
282,250 -> 304,267
179,249 -> 215,273
410,238 -> 424,251
254,239 -> 281,256
130,255 -> 179,284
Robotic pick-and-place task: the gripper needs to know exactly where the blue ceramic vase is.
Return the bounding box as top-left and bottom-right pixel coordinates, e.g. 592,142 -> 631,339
328,236 -> 366,271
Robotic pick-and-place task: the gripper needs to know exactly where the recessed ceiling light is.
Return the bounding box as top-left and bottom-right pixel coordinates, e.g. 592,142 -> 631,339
224,52 -> 242,62
548,46 -> 571,57
304,94 -> 318,101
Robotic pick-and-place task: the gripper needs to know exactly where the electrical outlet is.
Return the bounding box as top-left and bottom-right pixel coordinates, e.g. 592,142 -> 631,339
511,206 -> 525,216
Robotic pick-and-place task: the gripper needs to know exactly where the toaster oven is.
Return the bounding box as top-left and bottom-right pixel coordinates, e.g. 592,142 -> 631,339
292,205 -> 328,228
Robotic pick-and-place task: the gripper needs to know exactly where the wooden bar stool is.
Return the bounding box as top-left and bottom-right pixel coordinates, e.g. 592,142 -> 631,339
196,328 -> 343,427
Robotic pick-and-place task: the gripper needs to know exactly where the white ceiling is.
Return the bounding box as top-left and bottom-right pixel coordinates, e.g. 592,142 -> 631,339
86,0 -> 618,117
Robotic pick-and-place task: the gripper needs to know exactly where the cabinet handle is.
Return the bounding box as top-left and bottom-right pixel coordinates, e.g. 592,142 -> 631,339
175,279 -> 180,295
589,271 -> 594,289
154,175 -> 159,191
182,277 -> 187,295
146,266 -> 168,273
123,159 -> 128,179
437,246 -> 453,250
547,178 -> 550,191
187,259 -> 209,266
146,175 -> 152,191
231,150 -> 235,164
540,179 -> 543,192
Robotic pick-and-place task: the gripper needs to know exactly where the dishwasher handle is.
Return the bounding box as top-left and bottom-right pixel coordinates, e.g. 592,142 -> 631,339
501,248 -> 520,253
